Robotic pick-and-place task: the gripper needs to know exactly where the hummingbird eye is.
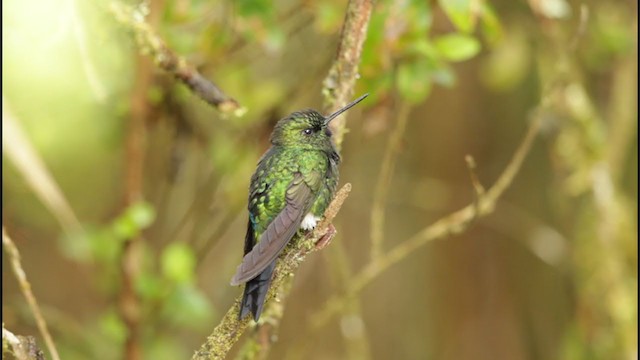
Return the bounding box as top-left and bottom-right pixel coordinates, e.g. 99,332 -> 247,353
303,128 -> 313,135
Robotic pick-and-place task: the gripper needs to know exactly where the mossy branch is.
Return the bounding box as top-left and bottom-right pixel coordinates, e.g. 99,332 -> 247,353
322,0 -> 374,147
191,185 -> 352,360
109,2 -> 244,116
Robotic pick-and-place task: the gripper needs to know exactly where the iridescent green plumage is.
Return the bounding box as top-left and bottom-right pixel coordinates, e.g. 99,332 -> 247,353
230,94 -> 368,321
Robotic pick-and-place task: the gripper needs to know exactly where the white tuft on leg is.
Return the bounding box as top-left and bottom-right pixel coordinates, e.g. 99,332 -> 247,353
300,213 -> 320,231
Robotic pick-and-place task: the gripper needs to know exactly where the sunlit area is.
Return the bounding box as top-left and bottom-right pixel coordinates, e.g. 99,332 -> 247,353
2,0 -> 637,359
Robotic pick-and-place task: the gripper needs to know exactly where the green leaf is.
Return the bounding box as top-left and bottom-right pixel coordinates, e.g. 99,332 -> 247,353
315,2 -> 342,32
434,34 -> 481,62
360,71 -> 392,105
409,38 -> 438,58
396,61 -> 432,104
147,85 -> 164,105
162,284 -> 214,329
128,202 -> 155,228
479,28 -> 531,91
480,3 -> 504,46
360,9 -> 387,69
90,229 -> 122,263
146,335 -> 189,359
265,26 -> 285,52
166,28 -> 198,55
136,272 -> 165,300
99,310 -> 127,344
161,243 -> 196,284
60,228 -> 94,262
438,0 -> 477,33
431,65 -> 457,87
236,0 -> 273,17
112,201 -> 156,239
408,0 -> 432,33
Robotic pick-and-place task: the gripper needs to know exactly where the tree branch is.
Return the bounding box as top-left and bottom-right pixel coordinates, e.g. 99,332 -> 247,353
118,19 -> 152,360
193,0 -> 373,357
309,112 -> 543,329
322,0 -> 374,147
109,1 -> 244,115
237,0 -> 375,357
191,185 -> 352,360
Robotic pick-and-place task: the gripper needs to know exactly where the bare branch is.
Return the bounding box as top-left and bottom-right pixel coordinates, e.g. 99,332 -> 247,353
310,114 -> 542,329
109,1 -> 244,115
3,228 -> 61,360
465,154 -> 486,217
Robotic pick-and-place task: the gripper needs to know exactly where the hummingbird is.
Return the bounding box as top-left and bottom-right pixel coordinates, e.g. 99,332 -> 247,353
230,94 -> 369,321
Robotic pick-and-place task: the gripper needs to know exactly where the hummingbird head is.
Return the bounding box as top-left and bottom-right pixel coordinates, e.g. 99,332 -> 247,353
270,94 -> 368,150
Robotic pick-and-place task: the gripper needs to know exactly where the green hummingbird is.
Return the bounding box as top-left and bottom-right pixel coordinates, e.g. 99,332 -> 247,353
230,94 -> 368,321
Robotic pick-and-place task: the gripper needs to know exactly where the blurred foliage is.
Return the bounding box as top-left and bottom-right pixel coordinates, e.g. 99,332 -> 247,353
2,0 -> 637,359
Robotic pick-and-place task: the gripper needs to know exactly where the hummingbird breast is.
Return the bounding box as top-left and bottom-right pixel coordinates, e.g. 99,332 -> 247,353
248,146 -> 339,238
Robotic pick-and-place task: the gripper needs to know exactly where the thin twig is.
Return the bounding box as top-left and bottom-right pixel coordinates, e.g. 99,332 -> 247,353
115,1 -> 166,357
2,98 -> 82,235
191,185 -> 352,360
2,228 -> 61,360
109,1 -> 244,115
465,155 -> 486,197
310,113 -> 542,329
370,101 -> 412,260
465,154 -> 486,218
119,239 -> 142,360
605,54 -> 637,184
322,241 -> 372,360
569,5 -> 589,52
119,67 -> 146,360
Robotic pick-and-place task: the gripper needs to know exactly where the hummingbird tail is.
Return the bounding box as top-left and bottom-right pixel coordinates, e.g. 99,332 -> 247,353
239,262 -> 276,321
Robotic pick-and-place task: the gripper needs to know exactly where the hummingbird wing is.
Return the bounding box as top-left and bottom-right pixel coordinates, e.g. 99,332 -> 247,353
230,172 -> 314,286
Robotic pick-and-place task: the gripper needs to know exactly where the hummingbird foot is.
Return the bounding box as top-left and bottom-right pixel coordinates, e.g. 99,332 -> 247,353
314,223 -> 336,250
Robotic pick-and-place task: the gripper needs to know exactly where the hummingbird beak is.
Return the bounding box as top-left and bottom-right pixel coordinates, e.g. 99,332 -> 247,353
324,93 -> 369,125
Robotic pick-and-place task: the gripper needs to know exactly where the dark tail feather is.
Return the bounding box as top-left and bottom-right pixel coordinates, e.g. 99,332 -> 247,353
239,262 -> 276,321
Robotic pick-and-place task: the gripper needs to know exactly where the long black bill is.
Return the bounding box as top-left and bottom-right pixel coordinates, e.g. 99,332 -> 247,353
324,93 -> 369,125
